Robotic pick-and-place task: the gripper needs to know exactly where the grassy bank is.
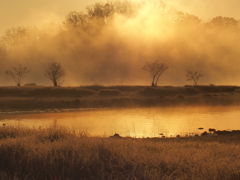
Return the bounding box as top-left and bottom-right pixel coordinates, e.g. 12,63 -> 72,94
0,85 -> 240,111
0,126 -> 240,180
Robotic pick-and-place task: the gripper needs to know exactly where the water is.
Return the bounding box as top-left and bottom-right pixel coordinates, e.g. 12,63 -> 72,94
0,106 -> 240,138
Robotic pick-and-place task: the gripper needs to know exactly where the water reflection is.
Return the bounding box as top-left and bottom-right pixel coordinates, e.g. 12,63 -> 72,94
0,106 -> 240,138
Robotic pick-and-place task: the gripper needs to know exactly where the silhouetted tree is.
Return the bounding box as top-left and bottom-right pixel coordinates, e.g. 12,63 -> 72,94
87,3 -> 113,18
176,12 -> 202,25
41,21 -> 63,37
207,16 -> 239,36
44,62 -> 65,87
1,27 -> 28,51
110,0 -> 138,16
6,64 -> 30,86
185,69 -> 203,86
143,61 -> 169,86
0,26 -> 40,51
63,11 -> 89,30
209,16 -> 238,29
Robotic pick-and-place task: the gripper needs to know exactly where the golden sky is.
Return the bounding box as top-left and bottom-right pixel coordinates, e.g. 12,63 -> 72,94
0,0 -> 100,36
0,0 -> 240,37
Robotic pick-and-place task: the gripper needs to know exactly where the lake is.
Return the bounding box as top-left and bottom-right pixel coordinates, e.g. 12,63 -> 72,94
0,106 -> 240,138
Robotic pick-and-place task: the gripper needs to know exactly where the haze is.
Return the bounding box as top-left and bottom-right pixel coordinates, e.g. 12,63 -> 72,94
1,0 -> 240,86
1,0 -> 240,37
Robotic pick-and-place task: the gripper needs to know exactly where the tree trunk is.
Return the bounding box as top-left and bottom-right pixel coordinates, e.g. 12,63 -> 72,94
193,79 -> 197,86
53,80 -> 58,87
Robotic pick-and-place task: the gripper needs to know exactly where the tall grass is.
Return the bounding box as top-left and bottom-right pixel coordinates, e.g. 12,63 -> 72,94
0,86 -> 96,97
0,126 -> 240,180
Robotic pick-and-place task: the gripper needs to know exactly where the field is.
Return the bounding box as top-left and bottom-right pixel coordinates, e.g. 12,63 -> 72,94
0,126 -> 240,180
0,85 -> 240,111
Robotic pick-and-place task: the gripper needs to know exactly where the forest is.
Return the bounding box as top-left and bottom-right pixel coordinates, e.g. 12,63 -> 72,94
0,1 -> 240,86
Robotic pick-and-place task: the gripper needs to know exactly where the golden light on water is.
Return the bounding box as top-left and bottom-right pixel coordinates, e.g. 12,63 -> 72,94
1,107 -> 240,138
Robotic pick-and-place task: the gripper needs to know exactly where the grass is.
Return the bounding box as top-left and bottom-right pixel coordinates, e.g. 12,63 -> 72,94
0,85 -> 240,111
99,89 -> 121,96
0,126 -> 240,180
0,86 -> 96,97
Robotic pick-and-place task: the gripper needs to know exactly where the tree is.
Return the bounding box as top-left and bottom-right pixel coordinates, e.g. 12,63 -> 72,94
206,16 -> 239,36
185,69 -> 203,86
63,11 -> 89,30
44,62 -> 65,87
6,64 -> 30,86
142,61 -> 169,86
0,26 -> 39,51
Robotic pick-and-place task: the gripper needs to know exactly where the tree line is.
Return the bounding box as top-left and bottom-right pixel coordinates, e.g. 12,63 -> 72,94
6,62 -> 65,87
6,60 -> 202,87
0,1 -> 240,53
142,61 -> 202,87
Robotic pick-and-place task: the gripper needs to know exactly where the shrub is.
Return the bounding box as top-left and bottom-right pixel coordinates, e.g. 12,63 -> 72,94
139,87 -> 178,96
175,94 -> 185,101
182,87 -> 200,95
138,86 -> 200,97
99,89 -> 121,96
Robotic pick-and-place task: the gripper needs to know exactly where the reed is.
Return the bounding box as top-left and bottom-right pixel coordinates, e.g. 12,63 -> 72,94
0,126 -> 240,180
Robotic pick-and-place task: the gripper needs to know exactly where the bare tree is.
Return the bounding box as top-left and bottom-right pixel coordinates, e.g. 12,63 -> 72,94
143,61 -> 169,86
1,26 -> 39,51
185,69 -> 203,86
63,11 -> 89,30
44,62 -> 65,87
6,64 -> 30,86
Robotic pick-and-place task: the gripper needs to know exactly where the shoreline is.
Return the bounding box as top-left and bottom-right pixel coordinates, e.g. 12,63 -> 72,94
0,85 -> 240,111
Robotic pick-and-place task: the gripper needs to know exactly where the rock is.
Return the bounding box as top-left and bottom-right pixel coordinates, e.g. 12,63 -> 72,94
201,131 -> 208,136
110,133 -> 122,138
209,128 -> 216,132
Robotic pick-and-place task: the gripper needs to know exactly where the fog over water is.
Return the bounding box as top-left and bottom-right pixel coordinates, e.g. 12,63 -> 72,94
1,1 -> 240,86
1,107 -> 240,137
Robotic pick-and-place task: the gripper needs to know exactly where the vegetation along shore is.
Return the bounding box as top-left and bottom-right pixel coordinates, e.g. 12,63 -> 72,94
0,85 -> 240,111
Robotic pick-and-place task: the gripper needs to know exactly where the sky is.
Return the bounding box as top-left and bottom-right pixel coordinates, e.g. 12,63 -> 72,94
1,0 -> 240,86
1,0 -> 240,37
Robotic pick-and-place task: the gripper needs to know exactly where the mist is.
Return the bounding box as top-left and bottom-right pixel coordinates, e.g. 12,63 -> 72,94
1,1 -> 240,86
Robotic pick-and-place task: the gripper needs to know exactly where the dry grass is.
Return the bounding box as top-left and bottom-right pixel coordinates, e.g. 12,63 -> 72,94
0,85 -> 240,111
99,89 -> 121,96
0,86 -> 96,97
0,126 -> 240,180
